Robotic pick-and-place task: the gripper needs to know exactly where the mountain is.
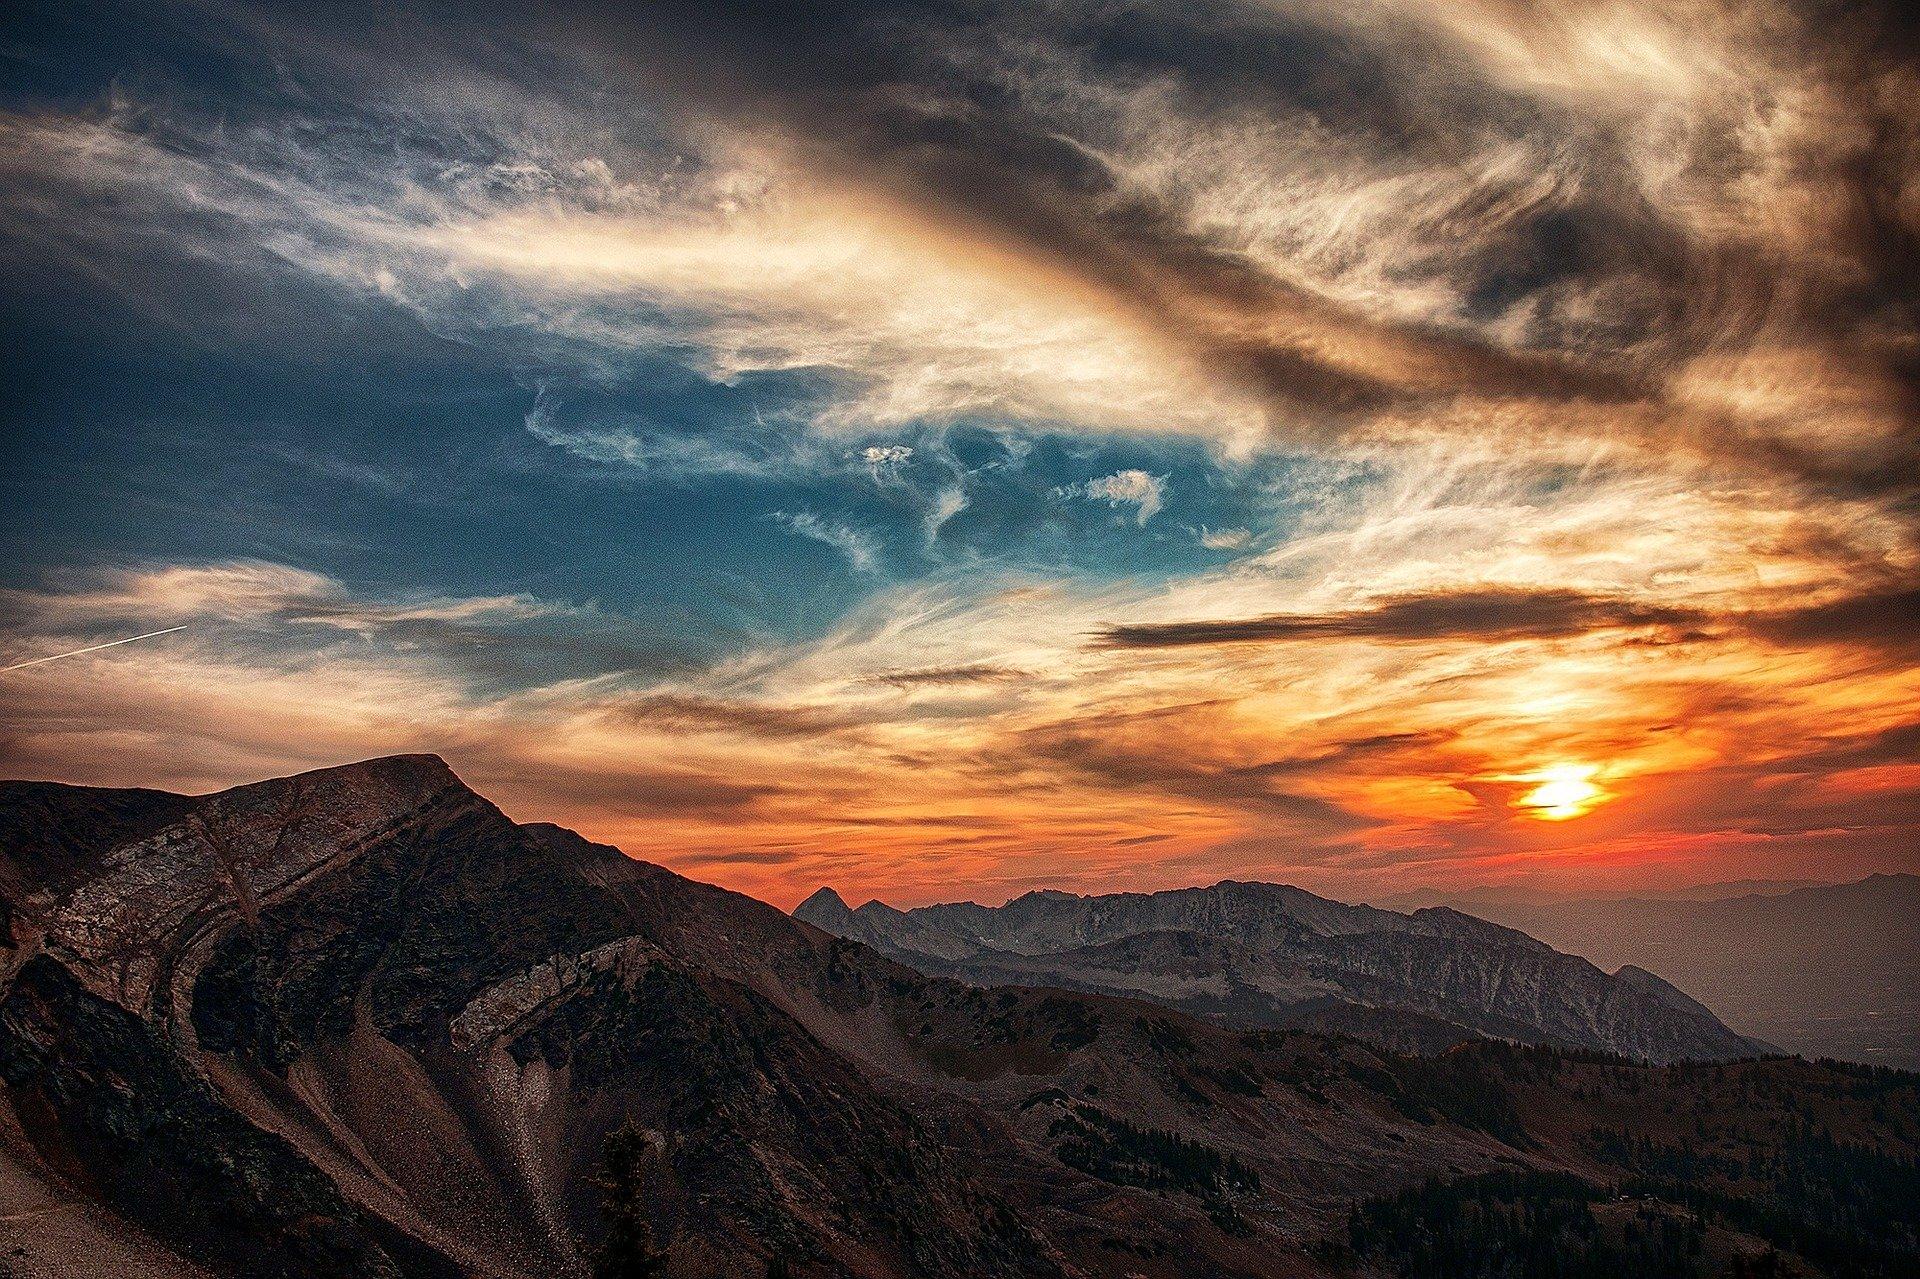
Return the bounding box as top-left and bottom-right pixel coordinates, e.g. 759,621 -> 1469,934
1402,875 -> 1920,1069
795,881 -> 1766,1064
2,757 -> 1914,1278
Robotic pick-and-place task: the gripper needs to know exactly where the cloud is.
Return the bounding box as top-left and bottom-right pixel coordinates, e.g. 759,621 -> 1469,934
524,393 -> 817,481
1093,587 -> 1707,649
1059,469 -> 1166,524
0,561 -> 552,631
858,444 -> 914,481
862,664 -> 1021,688
769,511 -> 881,572
5,538 -> 1917,907
924,483 -> 969,541
1744,587 -> 1920,657
0,561 -> 689,691
482,757 -> 786,818
569,0 -> 1920,499
614,692 -> 862,740
1011,706 -> 1396,834
9,0 -> 1916,502
409,186 -> 1269,437
1092,583 -> 1920,656
1196,526 -> 1251,550
0,95 -> 1264,448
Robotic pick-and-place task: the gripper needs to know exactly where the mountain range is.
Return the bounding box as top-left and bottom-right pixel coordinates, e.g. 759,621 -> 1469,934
794,881 -> 1767,1063
1389,876 -> 1920,1069
3,756 -> 1915,1278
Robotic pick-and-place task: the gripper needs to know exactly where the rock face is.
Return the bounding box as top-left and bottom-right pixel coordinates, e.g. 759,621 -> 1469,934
1,756 -> 1899,1279
794,881 -> 1765,1063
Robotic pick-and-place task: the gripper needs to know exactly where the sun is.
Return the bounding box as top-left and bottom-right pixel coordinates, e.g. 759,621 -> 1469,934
1511,763 -> 1609,821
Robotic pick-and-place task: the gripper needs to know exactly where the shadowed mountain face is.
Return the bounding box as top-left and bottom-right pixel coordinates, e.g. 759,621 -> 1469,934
1400,877 -> 1920,1070
793,882 -> 1767,1064
2,757 -> 1914,1279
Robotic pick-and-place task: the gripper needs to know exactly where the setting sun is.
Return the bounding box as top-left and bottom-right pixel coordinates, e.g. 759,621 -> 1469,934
1513,763 -> 1609,821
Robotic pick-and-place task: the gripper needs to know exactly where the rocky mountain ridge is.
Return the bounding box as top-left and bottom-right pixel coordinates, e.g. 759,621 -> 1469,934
794,881 -> 1766,1063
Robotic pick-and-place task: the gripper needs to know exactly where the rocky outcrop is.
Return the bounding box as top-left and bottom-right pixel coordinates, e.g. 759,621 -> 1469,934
795,881 -> 1765,1063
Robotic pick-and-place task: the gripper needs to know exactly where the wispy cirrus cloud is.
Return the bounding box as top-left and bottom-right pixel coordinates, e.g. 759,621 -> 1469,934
1195,527 -> 1252,551
0,560 -> 551,630
769,511 -> 881,573
0,561 -> 693,691
6,0 -> 1915,499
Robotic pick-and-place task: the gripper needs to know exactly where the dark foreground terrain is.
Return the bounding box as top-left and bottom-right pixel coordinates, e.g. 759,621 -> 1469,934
2,756 -> 1915,1278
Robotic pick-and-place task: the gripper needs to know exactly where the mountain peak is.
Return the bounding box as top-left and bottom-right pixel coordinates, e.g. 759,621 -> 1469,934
1008,888 -> 1080,905
1613,963 -> 1722,1023
264,752 -> 461,793
185,753 -> 486,838
9,752 -> 494,1012
793,885 -> 854,928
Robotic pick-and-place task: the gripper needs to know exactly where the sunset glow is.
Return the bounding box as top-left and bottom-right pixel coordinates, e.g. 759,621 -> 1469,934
1513,765 -> 1609,822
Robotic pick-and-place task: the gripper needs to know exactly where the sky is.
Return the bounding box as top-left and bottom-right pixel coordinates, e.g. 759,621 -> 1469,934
1,0 -> 1916,910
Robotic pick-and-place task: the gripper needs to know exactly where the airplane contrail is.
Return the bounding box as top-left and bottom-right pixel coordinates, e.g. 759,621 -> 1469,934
0,625 -> 189,673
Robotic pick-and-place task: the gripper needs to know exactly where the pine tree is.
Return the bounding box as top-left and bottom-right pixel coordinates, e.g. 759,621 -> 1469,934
593,1125 -> 668,1278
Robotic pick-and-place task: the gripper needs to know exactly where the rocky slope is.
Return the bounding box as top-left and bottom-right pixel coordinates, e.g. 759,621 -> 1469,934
2,756 -> 1905,1279
794,882 -> 1765,1063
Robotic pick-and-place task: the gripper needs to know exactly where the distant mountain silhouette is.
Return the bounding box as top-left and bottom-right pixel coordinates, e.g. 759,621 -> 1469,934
1398,875 -> 1920,1069
795,880 -> 1767,1063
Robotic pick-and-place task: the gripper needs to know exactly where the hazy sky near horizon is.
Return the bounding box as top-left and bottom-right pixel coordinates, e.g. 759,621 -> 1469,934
3,0 -> 1917,908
